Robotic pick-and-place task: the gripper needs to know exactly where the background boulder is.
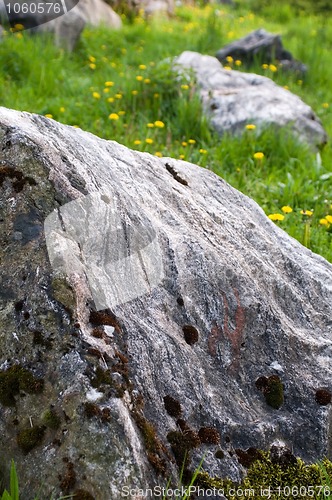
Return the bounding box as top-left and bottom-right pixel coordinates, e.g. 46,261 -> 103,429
216,29 -> 307,75
175,51 -> 327,147
0,107 -> 332,498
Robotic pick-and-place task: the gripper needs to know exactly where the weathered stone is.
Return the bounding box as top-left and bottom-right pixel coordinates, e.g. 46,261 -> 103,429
175,51 -> 327,147
39,9 -> 86,52
0,107 -> 332,497
216,29 -> 307,75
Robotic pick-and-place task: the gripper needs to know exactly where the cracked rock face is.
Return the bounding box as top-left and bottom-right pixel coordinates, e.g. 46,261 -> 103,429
0,107 -> 332,498
175,51 -> 327,147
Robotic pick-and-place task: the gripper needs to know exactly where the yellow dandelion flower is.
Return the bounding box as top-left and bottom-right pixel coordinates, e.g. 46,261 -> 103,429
322,103 -> 329,109
15,32 -> 23,39
155,152 -> 162,157
253,152 -> 264,160
326,215 -> 332,223
109,113 -> 119,120
107,97 -> 115,103
139,64 -> 147,70
269,64 -> 278,72
320,218 -> 328,225
188,139 -> 196,144
154,120 -> 165,128
181,84 -> 189,90
300,209 -> 313,216
226,56 -> 233,63
245,124 -> 256,130
262,63 -> 269,70
281,206 -> 293,213
182,141 -> 188,147
136,75 -> 143,81
199,149 -> 207,154
145,138 -> 154,144
59,107 -> 65,113
224,66 -> 232,71
134,140 -> 142,145
284,85 -> 289,90
89,56 -> 96,63
111,62 -> 117,68
235,60 -> 242,66
179,154 -> 185,159
103,88 -> 110,93
154,93 -> 160,98
132,90 -> 138,95
147,123 -> 154,128
144,78 -> 151,84
44,114 -> 53,119
115,93 -> 122,99
89,63 -> 96,70
92,92 -> 101,99
105,81 -> 114,87
268,213 -> 285,221
14,23 -> 24,30
118,110 -> 125,116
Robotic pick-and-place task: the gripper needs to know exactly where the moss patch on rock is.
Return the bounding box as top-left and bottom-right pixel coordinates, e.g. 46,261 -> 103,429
195,452 -> 332,499
0,365 -> 44,406
16,426 -> 46,454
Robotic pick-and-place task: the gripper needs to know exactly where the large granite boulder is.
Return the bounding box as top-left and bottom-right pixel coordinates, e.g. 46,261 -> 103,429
0,107 -> 332,498
175,51 -> 327,147
216,29 -> 307,75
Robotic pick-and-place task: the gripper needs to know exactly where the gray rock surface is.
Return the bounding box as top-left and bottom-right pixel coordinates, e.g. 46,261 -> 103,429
175,51 -> 327,147
216,29 -> 307,75
0,107 -> 332,498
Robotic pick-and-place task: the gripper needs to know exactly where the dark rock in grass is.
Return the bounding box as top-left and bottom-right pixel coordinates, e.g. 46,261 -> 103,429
216,29 -> 307,76
0,107 -> 332,497
175,51 -> 327,147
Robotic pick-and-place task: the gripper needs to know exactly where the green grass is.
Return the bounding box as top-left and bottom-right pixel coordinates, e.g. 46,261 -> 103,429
0,4 -> 331,261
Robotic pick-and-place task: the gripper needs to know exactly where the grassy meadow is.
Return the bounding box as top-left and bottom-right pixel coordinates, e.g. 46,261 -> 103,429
0,3 -> 332,261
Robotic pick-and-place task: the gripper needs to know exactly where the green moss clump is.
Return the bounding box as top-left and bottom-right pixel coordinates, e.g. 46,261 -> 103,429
90,367 -> 112,388
16,426 -> 45,454
256,374 -> 284,409
264,375 -> 284,409
132,410 -> 167,475
0,365 -> 44,406
42,408 -> 61,430
195,454 -> 332,499
51,276 -> 76,313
